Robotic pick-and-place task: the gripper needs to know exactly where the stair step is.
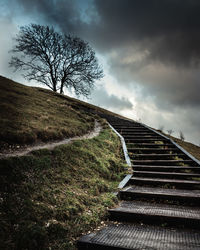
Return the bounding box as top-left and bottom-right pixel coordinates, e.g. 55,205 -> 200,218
126,138 -> 169,143
127,143 -> 176,148
77,223 -> 200,250
113,125 -> 144,128
120,186 -> 200,204
131,154 -> 184,157
125,137 -> 168,140
130,177 -> 200,189
110,123 -> 138,125
133,165 -> 200,172
130,153 -> 187,160
116,128 -> 151,132
128,148 -> 180,153
124,135 -> 164,139
121,132 -> 155,135
132,159 -> 196,166
133,170 -> 200,179
109,201 -> 200,228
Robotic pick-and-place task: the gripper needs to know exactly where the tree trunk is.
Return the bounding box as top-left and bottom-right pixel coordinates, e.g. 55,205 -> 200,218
60,81 -> 64,94
52,79 -> 57,92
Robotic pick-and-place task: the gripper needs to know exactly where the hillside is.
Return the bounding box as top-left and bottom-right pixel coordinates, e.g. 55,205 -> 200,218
0,127 -> 126,249
0,75 -> 200,249
0,76 -> 127,249
158,131 -> 200,161
1,75 -> 199,160
169,136 -> 200,161
0,76 -> 128,152
0,76 -> 93,147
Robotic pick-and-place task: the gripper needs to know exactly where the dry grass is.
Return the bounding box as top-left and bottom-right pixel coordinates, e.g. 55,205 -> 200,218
158,130 -> 200,161
171,137 -> 200,161
0,75 -> 129,151
0,76 -> 95,148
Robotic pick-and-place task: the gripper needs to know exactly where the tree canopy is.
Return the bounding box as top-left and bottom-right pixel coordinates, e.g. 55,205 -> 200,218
10,24 -> 103,97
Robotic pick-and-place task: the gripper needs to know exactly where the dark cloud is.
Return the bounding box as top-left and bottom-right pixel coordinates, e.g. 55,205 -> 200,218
16,0 -> 80,30
1,0 -> 200,144
9,0 -> 200,108
109,56 -> 200,108
15,0 -> 97,39
93,0 -> 200,67
10,0 -> 200,67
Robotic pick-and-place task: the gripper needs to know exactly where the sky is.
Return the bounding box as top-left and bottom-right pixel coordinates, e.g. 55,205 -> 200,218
0,0 -> 200,145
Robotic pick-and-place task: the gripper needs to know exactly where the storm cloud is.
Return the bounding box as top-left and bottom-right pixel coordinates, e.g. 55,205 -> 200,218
89,0 -> 200,108
93,0 -> 200,66
13,0 -> 200,67
7,0 -> 200,106
0,0 -> 200,144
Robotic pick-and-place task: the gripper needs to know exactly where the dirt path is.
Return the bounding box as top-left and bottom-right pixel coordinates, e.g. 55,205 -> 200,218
0,120 -> 102,159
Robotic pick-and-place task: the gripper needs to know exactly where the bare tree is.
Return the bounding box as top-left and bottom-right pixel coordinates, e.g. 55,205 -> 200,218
158,125 -> 164,132
9,24 -> 103,97
167,129 -> 174,136
179,131 -> 185,141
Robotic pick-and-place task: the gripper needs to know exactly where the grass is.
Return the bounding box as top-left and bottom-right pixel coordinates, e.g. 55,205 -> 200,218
0,127 -> 126,249
0,76 -> 96,148
0,75 -> 129,151
172,137 -> 200,161
1,74 -> 200,249
159,131 -> 200,161
2,75 -> 199,162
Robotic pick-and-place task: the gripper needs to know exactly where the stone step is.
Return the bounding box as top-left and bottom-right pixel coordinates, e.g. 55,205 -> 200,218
119,186 -> 200,204
133,165 -> 200,172
77,223 -> 200,249
132,159 -> 196,166
133,170 -> 200,179
109,201 -> 200,229
130,153 -> 187,160
130,177 -> 200,189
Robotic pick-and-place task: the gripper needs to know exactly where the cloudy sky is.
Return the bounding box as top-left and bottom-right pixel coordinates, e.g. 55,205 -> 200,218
1,0 -> 200,145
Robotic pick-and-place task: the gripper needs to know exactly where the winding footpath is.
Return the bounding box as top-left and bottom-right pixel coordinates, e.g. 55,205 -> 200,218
0,120 -> 101,159
78,115 -> 200,250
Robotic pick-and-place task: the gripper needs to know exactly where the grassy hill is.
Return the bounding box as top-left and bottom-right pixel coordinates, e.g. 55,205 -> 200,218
168,135 -> 200,161
0,76 -> 93,147
0,75 -> 200,249
0,76 -> 127,249
0,128 -> 126,249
